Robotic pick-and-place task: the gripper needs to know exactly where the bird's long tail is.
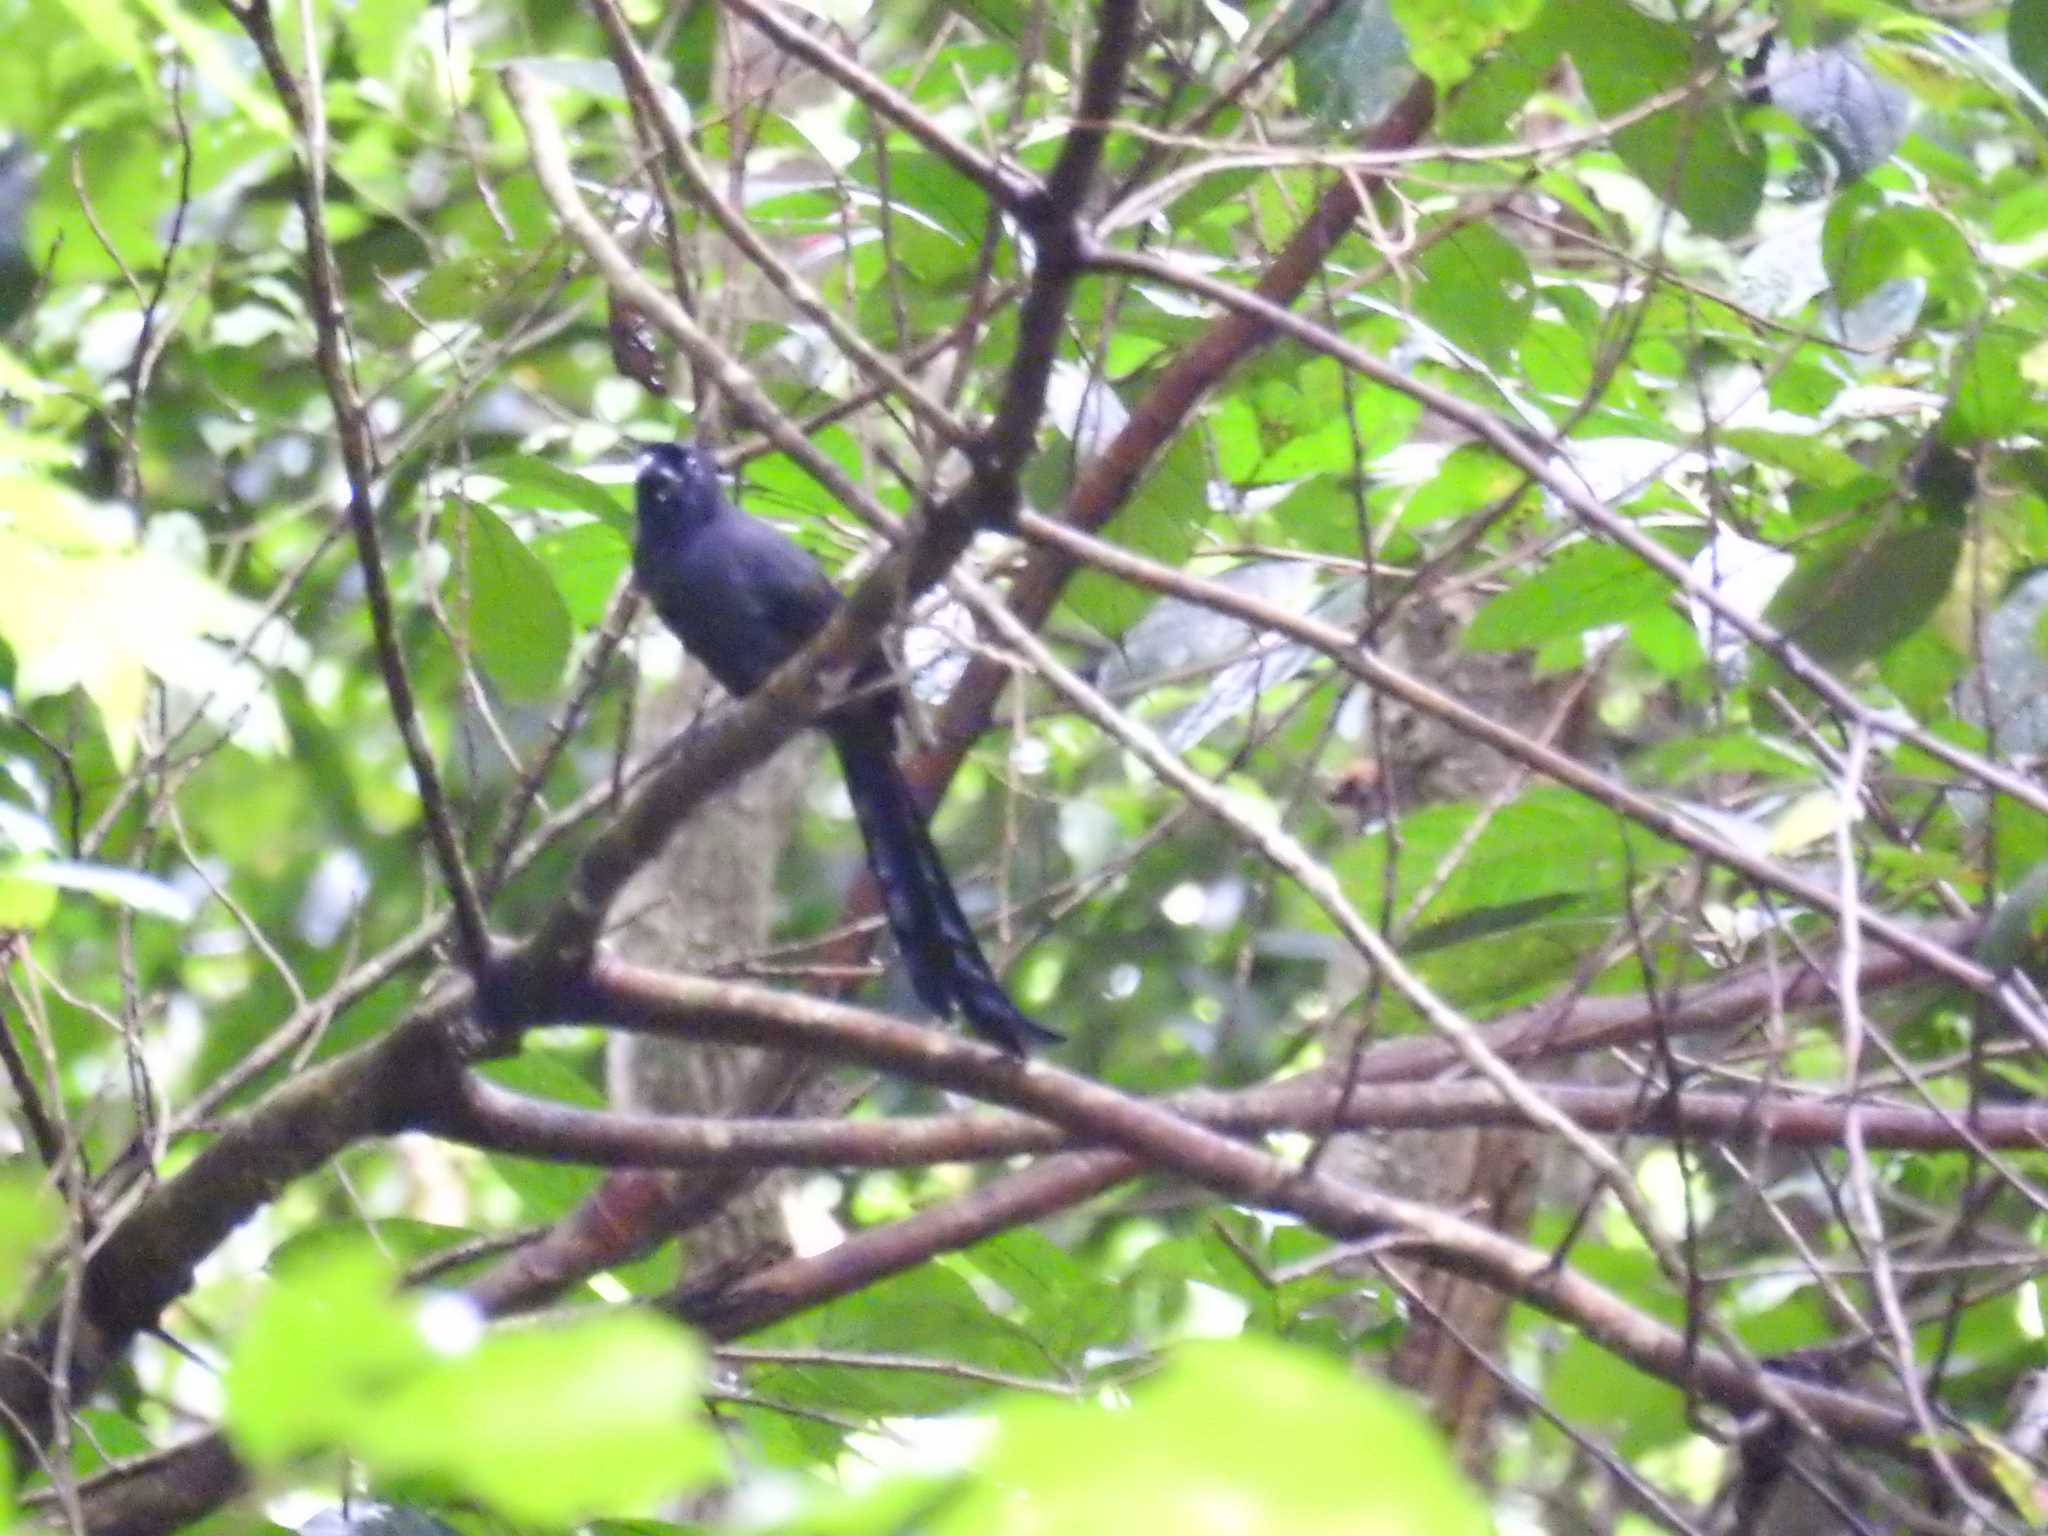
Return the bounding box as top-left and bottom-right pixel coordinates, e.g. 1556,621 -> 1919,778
830,716 -> 1062,1056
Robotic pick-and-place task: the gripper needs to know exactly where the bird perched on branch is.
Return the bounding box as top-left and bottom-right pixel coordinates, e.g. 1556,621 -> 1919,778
632,442 -> 1060,1057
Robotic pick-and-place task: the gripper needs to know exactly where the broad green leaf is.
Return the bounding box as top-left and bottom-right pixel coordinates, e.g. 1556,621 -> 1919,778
1402,443 -> 1525,529
48,0 -> 157,99
1254,380 -> 1419,481
345,0 -> 428,78
224,1247 -> 439,1467
1414,223 -> 1533,368
0,471 -> 111,549
1556,0 -> 1763,238
473,1052 -> 606,1219
1822,197 -> 1979,316
1066,434 -> 1207,637
0,875 -> 57,930
1466,539 -> 1673,650
749,1261 -> 1053,1429
445,501 -> 574,700
1288,0 -> 1414,130
472,455 -> 633,540
0,347 -> 48,403
1765,790 -> 1845,854
412,239 -> 559,322
1520,318 -> 1594,399
532,522 -> 631,626
1333,785 -> 1676,939
1947,330 -> 2029,441
1879,624 -> 1966,719
357,1312 -> 719,1523
2012,0 -> 2048,98
1764,521 -> 1963,673
672,0 -> 719,107
1391,0 -> 1542,92
962,1230 -> 1126,1361
0,424 -> 73,468
1724,430 -> 1870,490
226,1246 -> 718,1523
937,1337 -> 1490,1536
1439,11 -> 1562,143
938,0 -> 1045,45
0,502 -> 301,766
0,1169 -> 62,1316
1977,856 -> 2048,979
847,151 -> 987,245
130,0 -> 290,136
1404,893 -> 1578,954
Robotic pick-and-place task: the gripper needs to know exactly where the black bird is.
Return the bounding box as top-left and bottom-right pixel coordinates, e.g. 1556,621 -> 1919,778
633,442 -> 1061,1056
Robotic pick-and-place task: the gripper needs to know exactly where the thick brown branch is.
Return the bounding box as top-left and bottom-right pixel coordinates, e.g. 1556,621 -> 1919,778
448,1068 -> 2048,1171
570,960 -> 1938,1453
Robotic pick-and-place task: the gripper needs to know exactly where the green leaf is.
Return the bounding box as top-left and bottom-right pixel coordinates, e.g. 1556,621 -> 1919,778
1879,624 -> 1965,720
445,501 -> 574,700
1253,380 -> 1419,481
0,496 -> 301,767
2012,0 -> 2048,98
962,1230 -> 1125,1362
1723,429 -> 1871,490
848,151 -> 987,245
0,1169 -> 63,1316
1066,434 -> 1207,637
1764,521 -> 1963,673
47,0 -> 157,100
532,522 -> 631,627
0,874 -> 57,930
1401,443 -> 1526,529
0,347 -> 49,404
226,1245 -> 719,1523
1391,0 -> 1543,92
1556,0 -> 1762,238
1465,539 -> 1673,649
1414,223 -> 1534,368
1439,14 -> 1562,143
345,0 -> 428,77
1977,857 -> 2048,979
473,1053 -> 606,1219
747,1261 -> 1055,1434
472,456 -> 633,541
1822,197 -> 1980,317
1947,330 -> 2029,441
936,1337 -> 1490,1536
412,239 -> 560,323
672,0 -> 719,107
1287,0 -> 1414,131
1333,785 -> 1671,930
1404,893 -> 1579,954
224,1246 -> 438,1468
130,0 -> 290,136
360,1313 -> 719,1523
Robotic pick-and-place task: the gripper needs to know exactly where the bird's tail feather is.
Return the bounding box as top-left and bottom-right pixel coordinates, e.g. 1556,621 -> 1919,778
831,720 -> 1061,1056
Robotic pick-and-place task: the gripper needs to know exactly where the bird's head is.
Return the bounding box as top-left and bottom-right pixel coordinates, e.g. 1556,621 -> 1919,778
635,442 -> 725,545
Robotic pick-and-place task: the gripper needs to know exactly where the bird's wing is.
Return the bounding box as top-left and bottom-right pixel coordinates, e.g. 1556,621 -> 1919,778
743,525 -> 843,645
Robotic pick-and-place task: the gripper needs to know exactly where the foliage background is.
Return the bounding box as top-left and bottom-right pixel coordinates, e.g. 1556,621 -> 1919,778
3,0 -> 2048,1530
